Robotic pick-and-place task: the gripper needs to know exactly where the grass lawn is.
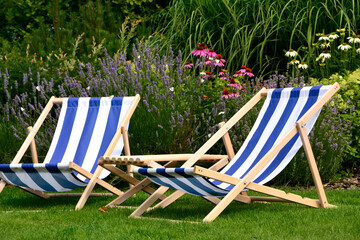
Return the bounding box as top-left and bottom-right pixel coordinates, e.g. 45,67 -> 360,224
0,186 -> 359,240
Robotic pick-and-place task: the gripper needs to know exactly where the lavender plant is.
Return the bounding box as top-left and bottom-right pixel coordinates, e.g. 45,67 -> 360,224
0,41 -> 351,184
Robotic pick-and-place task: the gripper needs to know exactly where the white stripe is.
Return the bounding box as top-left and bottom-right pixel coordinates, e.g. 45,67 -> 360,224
76,98 -> 112,181
44,99 -> 68,163
256,86 -> 330,184
60,98 -> 90,164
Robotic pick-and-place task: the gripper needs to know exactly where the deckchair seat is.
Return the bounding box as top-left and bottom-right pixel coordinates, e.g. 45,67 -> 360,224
135,167 -> 230,197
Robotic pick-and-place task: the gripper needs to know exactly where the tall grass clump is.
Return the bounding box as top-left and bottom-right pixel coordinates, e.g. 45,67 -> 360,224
0,41 -> 352,184
156,0 -> 359,76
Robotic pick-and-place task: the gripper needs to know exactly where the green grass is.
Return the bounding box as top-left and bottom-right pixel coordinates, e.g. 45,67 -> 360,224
0,186 -> 359,239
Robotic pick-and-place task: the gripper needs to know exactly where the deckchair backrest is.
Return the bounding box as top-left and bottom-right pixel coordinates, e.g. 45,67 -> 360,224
44,97 -> 136,180
213,86 -> 331,189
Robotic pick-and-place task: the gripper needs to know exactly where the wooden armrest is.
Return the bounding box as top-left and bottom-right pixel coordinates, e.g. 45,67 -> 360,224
193,166 -> 240,185
98,154 -> 228,166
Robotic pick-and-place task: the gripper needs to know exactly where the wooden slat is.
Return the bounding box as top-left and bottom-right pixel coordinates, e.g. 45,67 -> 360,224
98,154 -> 228,165
69,162 -> 123,196
27,126 -> 38,164
246,183 -> 321,208
218,122 -> 235,160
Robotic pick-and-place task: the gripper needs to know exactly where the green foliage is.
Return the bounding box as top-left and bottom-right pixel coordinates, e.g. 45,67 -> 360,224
155,0 -> 359,76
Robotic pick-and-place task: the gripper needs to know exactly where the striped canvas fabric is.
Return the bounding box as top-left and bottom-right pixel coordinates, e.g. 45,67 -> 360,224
135,86 -> 331,197
0,97 -> 135,192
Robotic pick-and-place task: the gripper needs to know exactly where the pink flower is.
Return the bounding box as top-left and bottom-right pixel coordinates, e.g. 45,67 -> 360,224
207,49 -> 217,58
202,72 -> 214,79
244,68 -> 254,77
227,79 -> 242,89
233,70 -> 244,77
222,88 -> 240,99
218,69 -> 227,76
204,58 -> 212,66
184,62 -> 193,68
191,43 -> 208,57
214,54 -> 225,67
222,89 -> 231,99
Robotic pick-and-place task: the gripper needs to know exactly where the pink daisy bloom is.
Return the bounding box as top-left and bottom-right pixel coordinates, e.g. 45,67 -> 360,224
204,58 -> 212,66
184,62 -> 193,69
202,71 -> 214,79
244,68 -> 255,77
229,92 -> 240,98
191,43 -> 208,57
207,49 -> 217,58
222,89 -> 231,99
227,79 -> 242,89
218,69 -> 227,76
233,70 -> 244,77
191,46 -> 208,57
214,54 -> 225,67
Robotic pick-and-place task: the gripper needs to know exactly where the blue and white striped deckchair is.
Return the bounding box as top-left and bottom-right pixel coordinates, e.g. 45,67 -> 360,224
130,84 -> 339,222
0,95 -> 140,210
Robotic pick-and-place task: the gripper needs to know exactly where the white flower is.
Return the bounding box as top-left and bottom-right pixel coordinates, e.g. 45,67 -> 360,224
86,86 -> 90,90
348,36 -> 360,44
289,59 -> 300,65
320,42 -> 330,49
318,35 -> 329,41
338,43 -> 352,51
328,33 -> 339,39
298,62 -> 308,69
316,52 -> 331,63
208,134 -> 212,138
20,107 -> 25,112
200,71 -> 206,76
285,49 -> 298,57
35,86 -> 41,91
200,79 -> 205,83
218,111 -> 225,115
357,48 -> 360,54
169,87 -> 174,92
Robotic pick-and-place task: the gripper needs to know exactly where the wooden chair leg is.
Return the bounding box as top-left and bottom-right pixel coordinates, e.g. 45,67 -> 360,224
106,178 -> 153,207
152,190 -> 185,209
297,123 -> 329,208
75,167 -> 103,210
130,186 -> 169,218
0,180 -> 7,193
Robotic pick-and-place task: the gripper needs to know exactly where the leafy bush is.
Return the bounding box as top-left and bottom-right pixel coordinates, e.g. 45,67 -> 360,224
0,42 -> 351,185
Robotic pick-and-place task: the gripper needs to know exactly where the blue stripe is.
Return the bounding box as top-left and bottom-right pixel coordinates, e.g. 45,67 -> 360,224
174,169 -> 228,196
212,88 -> 283,186
49,98 -> 79,164
72,98 -> 101,167
253,86 -> 321,183
87,97 -> 124,176
44,165 -> 86,189
20,164 -> 58,191
155,169 -> 203,196
0,165 -> 31,189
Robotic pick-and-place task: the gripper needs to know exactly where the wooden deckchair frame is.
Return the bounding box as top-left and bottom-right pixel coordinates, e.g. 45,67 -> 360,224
0,94 -> 143,210
128,83 -> 340,222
